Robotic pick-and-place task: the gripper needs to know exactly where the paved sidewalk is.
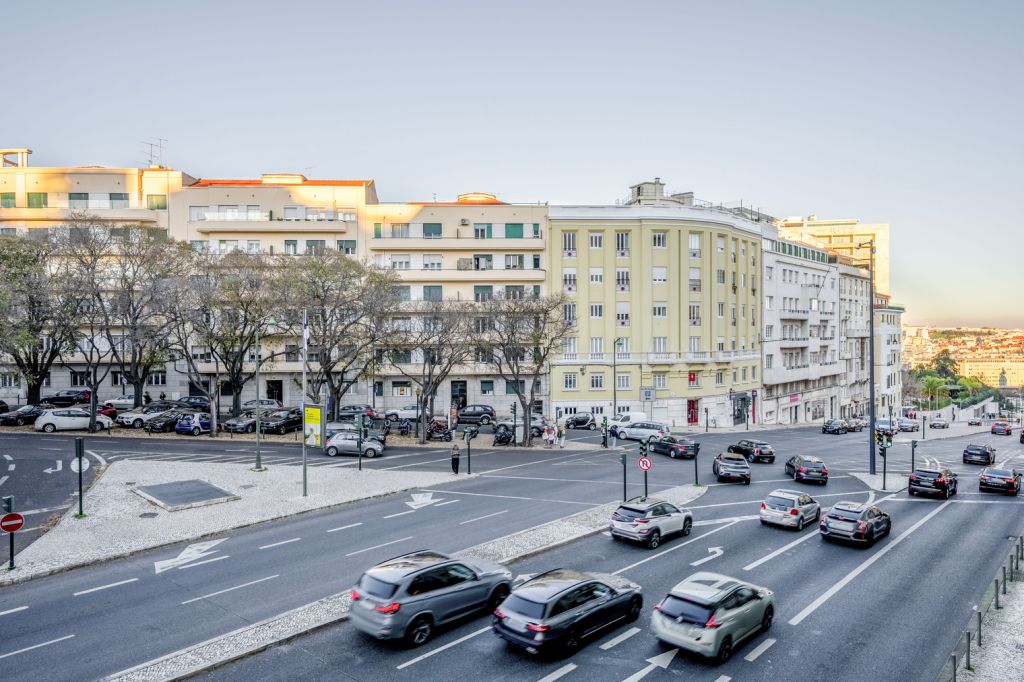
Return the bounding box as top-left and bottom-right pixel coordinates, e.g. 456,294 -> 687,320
963,556 -> 1024,680
1,460 -> 460,586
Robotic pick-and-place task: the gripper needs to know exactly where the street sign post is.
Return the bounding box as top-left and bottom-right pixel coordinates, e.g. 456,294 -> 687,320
302,404 -> 324,498
619,452 -> 627,501
638,456 -> 652,497
2,499 -> 21,570
75,437 -> 85,518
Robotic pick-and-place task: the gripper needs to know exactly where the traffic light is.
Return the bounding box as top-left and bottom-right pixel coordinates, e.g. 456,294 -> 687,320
2,496 -> 12,513
885,435 -> 893,448
639,439 -> 648,457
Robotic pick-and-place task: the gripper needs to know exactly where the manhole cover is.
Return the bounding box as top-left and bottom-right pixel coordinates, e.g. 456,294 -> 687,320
240,484 -> 256,489
139,512 -> 158,518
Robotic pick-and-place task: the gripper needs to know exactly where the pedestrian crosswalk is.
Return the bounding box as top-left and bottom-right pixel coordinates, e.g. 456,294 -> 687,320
100,450 -> 360,468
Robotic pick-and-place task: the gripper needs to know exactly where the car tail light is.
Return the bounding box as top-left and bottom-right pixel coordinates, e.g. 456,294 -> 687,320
936,477 -> 946,484
760,503 -> 766,510
375,602 -> 401,615
755,449 -> 761,455
351,589 -> 360,600
634,518 -> 651,524
799,467 -> 808,473
527,623 -> 550,632
856,521 -> 868,531
704,614 -> 720,629
790,508 -> 800,516
821,468 -> 829,475
654,598 -> 665,612
494,608 -> 507,619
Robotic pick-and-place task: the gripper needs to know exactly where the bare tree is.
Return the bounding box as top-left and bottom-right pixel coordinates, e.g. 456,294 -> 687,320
0,234 -> 79,404
477,293 -> 574,444
386,298 -> 473,442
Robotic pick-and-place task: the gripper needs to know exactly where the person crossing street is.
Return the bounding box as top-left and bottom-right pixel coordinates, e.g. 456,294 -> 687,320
601,417 -> 609,448
450,442 -> 461,475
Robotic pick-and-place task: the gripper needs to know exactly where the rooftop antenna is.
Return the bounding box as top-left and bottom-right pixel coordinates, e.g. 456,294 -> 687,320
142,137 -> 167,166
433,193 -> 438,202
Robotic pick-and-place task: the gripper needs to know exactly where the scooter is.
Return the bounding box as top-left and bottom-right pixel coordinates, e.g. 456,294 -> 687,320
493,429 -> 514,446
426,420 -> 453,441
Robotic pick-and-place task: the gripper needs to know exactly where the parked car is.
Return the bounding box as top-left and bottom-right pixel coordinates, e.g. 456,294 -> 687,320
845,417 -> 866,432
324,422 -> 387,446
726,439 -> 775,463
650,572 -> 774,664
495,413 -> 547,438
1021,429 -> 1024,445
145,409 -> 195,433
98,405 -> 118,419
821,419 -> 847,434
179,395 -> 212,410
617,421 -> 669,442
40,389 -> 91,407
978,468 -> 1021,496
908,467 -> 958,498
712,452 -> 751,484
760,489 -> 821,530
967,417 -> 983,426
350,549 -> 512,646
457,404 -> 496,426
991,421 -> 1013,435
336,404 -> 378,422
930,417 -> 950,429
243,398 -> 283,410
103,394 -> 138,410
383,404 -> 430,422
493,568 -> 642,655
819,501 -> 891,545
897,418 -> 919,432
0,400 -> 8,414
784,455 -> 829,484
222,409 -> 272,434
963,444 -> 996,465
608,412 -> 647,438
325,431 -> 384,457
0,404 -> 50,426
259,407 -> 303,435
35,408 -> 112,433
874,418 -> 895,435
175,412 -> 213,436
564,413 -> 598,430
609,497 -> 693,548
649,434 -> 698,459
117,403 -> 174,428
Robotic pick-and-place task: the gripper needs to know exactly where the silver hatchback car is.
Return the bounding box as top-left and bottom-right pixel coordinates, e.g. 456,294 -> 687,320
349,550 -> 512,646
759,489 -> 821,530
610,497 -> 694,549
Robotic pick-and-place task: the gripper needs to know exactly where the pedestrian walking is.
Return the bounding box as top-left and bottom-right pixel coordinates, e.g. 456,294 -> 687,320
542,425 -> 551,448
450,443 -> 460,475
558,422 -> 566,449
159,391 -> 166,401
601,417 -> 609,448
144,392 -> 152,405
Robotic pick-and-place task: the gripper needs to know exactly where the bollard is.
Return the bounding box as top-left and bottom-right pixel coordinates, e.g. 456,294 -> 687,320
966,630 -> 972,670
1003,566 -> 1008,593
995,579 -> 1000,609
977,610 -> 983,647
1012,553 -> 1017,581
951,654 -> 957,682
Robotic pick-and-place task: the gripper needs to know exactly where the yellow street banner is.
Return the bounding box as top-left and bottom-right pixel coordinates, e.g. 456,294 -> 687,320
304,405 -> 323,447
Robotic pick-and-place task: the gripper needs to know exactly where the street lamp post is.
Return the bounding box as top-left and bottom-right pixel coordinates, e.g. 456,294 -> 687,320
254,323 -> 264,471
859,238 -> 878,476
611,337 -> 624,416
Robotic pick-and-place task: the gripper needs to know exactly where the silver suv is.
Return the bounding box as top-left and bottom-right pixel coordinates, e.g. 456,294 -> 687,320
651,572 -> 775,664
759,489 -> 821,531
349,550 -> 512,646
609,497 -> 693,549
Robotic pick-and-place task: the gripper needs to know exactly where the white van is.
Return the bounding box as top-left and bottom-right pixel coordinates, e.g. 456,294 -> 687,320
608,412 -> 647,438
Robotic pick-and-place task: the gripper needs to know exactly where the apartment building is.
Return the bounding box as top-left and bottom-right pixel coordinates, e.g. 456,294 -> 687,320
779,216 -> 891,295
759,231 -> 844,425
959,359 -> 1024,389
548,180 -> 764,428
836,258 -> 872,418
874,293 -> 904,412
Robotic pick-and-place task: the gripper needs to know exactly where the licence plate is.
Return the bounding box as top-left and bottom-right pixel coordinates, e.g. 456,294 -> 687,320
507,616 -> 528,633
832,521 -> 855,531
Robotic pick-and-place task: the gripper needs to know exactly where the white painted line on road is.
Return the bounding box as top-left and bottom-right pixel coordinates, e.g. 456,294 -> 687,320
396,625 -> 491,670
86,450 -> 106,465
40,447 -> 65,451
537,663 -> 578,682
0,606 -> 28,616
383,510 -> 416,519
181,575 -> 280,605
744,528 -> 820,571
0,475 -> 7,487
0,634 -> 75,660
421,488 -> 597,507
693,514 -> 760,526
600,626 -> 641,650
74,578 -> 139,596
2,455 -> 10,460
434,499 -> 459,507
6,462 -> 13,471
258,538 -> 302,550
743,637 -> 776,661
482,473 -> 671,488
612,522 -> 740,576
178,556 -> 231,570
712,677 -> 731,682
788,500 -> 952,626
459,510 -> 508,525
346,537 -> 414,557
326,522 -> 363,533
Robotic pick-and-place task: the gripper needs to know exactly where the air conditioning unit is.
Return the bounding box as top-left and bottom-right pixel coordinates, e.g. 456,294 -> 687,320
460,218 -> 469,225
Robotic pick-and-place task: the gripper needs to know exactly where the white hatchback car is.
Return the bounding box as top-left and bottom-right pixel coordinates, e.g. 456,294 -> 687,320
35,409 -> 113,433
103,394 -> 138,410
617,421 -> 670,442
324,431 -> 384,458
759,489 -> 821,531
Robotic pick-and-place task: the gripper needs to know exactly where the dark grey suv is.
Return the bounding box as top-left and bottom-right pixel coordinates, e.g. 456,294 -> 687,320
458,404 -> 496,425
349,550 -> 512,646
492,569 -> 642,655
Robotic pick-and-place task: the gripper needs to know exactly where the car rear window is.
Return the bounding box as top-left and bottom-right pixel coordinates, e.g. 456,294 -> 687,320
803,461 -> 824,469
723,455 -> 747,463
359,573 -> 397,599
502,594 -> 546,619
966,446 -> 985,453
912,470 -> 939,478
766,495 -> 795,508
660,595 -> 713,624
613,507 -> 645,521
830,507 -> 863,521
985,469 -> 1012,477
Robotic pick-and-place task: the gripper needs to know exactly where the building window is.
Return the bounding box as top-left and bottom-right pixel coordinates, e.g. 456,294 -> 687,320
70,371 -> 90,387
480,380 -> 494,395
563,269 -> 577,291
190,240 -> 206,251
688,303 -> 701,325
652,232 -> 667,248
423,285 -> 443,301
716,269 -> 726,284
146,194 -> 167,210
616,373 -> 630,390
715,370 -> 724,385
306,239 -> 326,253
474,285 -> 493,302
390,254 -> 411,270
652,302 -> 667,318
337,239 -> 356,254
147,372 -> 167,386
689,267 -> 701,292
615,268 -> 630,290
765,265 -> 773,280
563,337 -> 577,357
564,373 -> 578,390
28,192 -> 48,208
0,193 -> 15,208
473,223 -> 491,239
69,192 -> 88,209
423,254 -> 442,270
562,231 -> 577,255
716,236 -> 725,252
742,367 -> 748,381
652,337 -> 667,353
615,232 -> 629,255
284,240 -> 298,255
505,223 -> 524,239
653,373 -> 667,389
423,223 -> 442,238
752,366 -> 757,380
589,232 -> 603,249
615,302 -> 630,326
765,325 -> 774,340
689,373 -> 700,388
506,379 -> 525,395
589,267 -> 603,284
505,254 -> 524,269
391,381 -> 412,397
110,193 -> 129,208
591,374 -> 604,390
689,233 -> 701,257
590,303 -> 603,319
717,302 -> 725,318
652,267 -> 667,284
563,303 -> 577,323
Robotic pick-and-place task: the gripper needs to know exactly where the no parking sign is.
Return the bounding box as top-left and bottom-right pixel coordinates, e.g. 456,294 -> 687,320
638,456 -> 652,471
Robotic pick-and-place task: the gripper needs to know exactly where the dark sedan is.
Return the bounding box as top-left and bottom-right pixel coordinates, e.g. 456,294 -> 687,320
726,439 -> 775,463
145,409 -> 195,433
784,455 -> 829,484
978,468 -> 1021,496
650,434 -> 698,459
963,444 -> 995,465
820,501 -> 891,545
337,404 -> 378,422
908,467 -> 958,498
822,419 -> 847,434
492,568 -> 642,655
260,408 -> 303,434
41,389 -> 91,407
0,404 -> 51,426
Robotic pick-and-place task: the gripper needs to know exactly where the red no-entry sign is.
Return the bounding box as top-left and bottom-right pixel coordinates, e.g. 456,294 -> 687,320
638,457 -> 652,471
1,513 -> 24,534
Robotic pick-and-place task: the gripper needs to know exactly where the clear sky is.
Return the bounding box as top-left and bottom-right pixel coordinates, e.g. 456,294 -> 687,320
7,0 -> 1023,326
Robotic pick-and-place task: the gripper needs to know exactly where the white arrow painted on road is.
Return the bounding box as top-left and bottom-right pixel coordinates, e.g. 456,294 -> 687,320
154,539 -> 227,574
619,649 -> 677,682
44,460 -> 63,474
70,457 -> 89,473
405,492 -> 444,510
689,547 -> 725,567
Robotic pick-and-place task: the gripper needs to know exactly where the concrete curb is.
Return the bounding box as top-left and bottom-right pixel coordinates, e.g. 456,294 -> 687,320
104,483 -> 709,681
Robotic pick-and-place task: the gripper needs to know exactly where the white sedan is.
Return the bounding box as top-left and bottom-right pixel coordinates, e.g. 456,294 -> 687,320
35,409 -> 113,433
324,431 -> 384,458
383,404 -> 431,422
103,395 -> 138,410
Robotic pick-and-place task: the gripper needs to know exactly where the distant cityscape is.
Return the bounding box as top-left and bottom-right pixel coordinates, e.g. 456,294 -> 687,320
903,326 -> 1024,389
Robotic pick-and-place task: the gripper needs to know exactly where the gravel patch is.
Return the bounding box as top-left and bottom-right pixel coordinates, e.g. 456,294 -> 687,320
1,460 -> 461,586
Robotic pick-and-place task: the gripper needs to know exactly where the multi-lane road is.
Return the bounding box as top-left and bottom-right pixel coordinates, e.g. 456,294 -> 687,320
0,424 -> 1021,681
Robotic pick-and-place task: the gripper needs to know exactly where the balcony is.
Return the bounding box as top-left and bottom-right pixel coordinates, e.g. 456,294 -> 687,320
1,205 -> 160,223
193,214 -> 354,234
370,229 -> 544,251
689,249 -> 702,259
688,318 -> 701,327
778,336 -> 809,348
616,249 -> 630,258
684,351 -> 714,363
780,308 -> 810,319
391,268 -> 545,282
715,349 -> 759,362
648,352 -> 678,364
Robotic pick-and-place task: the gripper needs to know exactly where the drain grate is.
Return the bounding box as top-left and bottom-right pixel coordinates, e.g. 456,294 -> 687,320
139,512 -> 158,518
240,484 -> 256,489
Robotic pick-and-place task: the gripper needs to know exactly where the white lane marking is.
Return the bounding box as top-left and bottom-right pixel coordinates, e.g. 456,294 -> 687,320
420,488 -> 597,507
346,537 -> 414,557
86,449 -> 106,465
713,676 -> 732,682
0,606 -> 28,616
600,626 -> 641,650
258,538 -> 301,550
1,455 -> 10,460
0,475 -> 8,486
612,522 -> 740,575
396,625 -> 491,669
434,499 -> 459,507
693,514 -> 760,526
744,528 -> 820,571
326,522 -> 363,533
0,634 -> 76,660
6,463 -> 13,471
181,575 -> 280,605
383,510 -> 416,519
178,556 -> 231,570
459,510 -> 509,525
788,500 -> 952,625
743,637 -> 776,661
537,663 -> 578,682
482,473 -> 671,488
155,539 -> 226,574
73,578 -> 139,596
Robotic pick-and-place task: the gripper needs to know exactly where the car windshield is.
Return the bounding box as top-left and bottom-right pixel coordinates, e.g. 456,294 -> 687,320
660,595 -> 713,624
966,446 -> 985,453
723,455 -> 747,464
613,506 -> 645,521
16,406 -> 34,413
269,410 -> 289,418
502,594 -> 547,619
358,573 -> 398,599
766,495 -> 795,508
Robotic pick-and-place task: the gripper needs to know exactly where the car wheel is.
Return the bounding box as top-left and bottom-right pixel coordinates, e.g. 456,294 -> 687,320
364,448 -> 379,459
444,433 -> 452,442
43,423 -> 56,433
761,605 -> 774,632
647,530 -> 661,549
908,488 -> 916,496
588,423 -> 596,431
405,616 -> 434,647
564,628 -> 583,653
479,416 -> 490,425
715,636 -> 733,664
487,583 -> 511,611
682,518 -> 692,536
796,516 -> 804,531
132,418 -> 144,429
191,427 -> 200,436
744,478 -> 751,485
278,426 -> 286,435
247,424 -> 254,433
669,451 -> 676,459
15,418 -> 24,426
326,447 -> 339,457
884,520 -> 892,536
625,596 -> 642,623
943,487 -> 950,500
868,528 -> 877,545
386,414 -> 397,424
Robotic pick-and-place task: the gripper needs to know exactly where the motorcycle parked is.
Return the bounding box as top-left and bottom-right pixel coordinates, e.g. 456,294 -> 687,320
493,429 -> 514,446
426,419 -> 453,442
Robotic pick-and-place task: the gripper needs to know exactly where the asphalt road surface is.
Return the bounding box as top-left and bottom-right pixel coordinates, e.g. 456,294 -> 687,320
0,425 -> 1020,681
